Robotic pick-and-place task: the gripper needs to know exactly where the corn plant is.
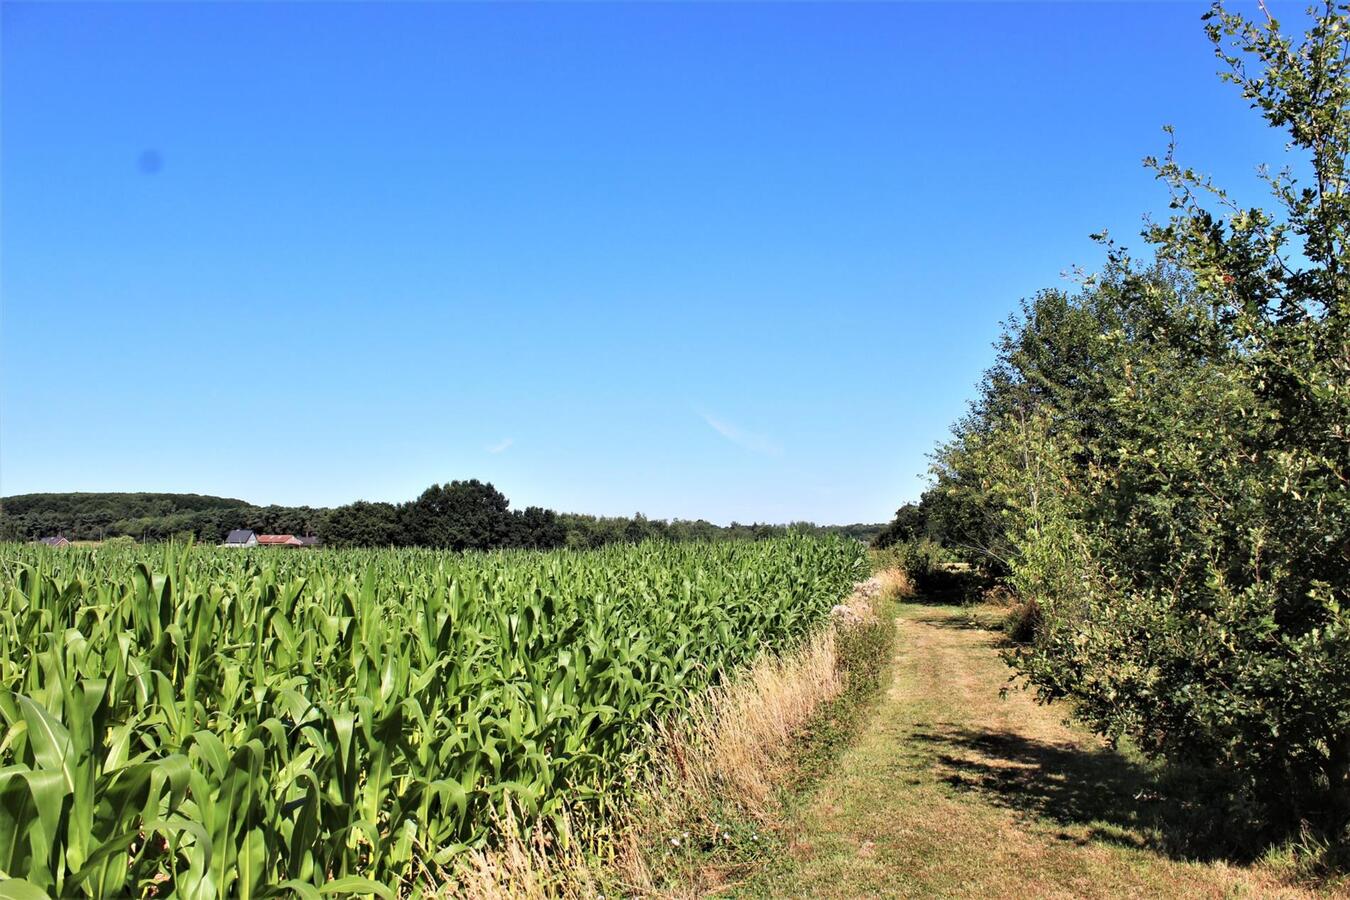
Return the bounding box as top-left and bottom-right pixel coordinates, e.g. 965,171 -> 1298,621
0,535 -> 864,895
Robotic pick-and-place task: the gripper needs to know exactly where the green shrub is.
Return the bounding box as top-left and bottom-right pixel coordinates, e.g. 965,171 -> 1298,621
874,540 -> 988,603
792,602 -> 898,788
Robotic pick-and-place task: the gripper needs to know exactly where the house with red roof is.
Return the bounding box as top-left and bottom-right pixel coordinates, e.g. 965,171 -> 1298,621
257,534 -> 303,547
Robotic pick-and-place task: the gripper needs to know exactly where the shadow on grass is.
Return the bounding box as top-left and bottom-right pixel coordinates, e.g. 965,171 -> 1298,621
899,569 -> 996,606
905,609 -> 1014,650
911,725 -> 1256,863
898,594 -> 977,608
905,611 -> 999,632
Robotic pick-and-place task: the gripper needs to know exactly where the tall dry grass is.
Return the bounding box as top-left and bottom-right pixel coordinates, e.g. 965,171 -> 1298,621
875,566 -> 914,604
449,806 -> 595,900
442,573 -> 897,898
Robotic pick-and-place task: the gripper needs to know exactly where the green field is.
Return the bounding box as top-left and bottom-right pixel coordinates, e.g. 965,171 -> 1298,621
0,536 -> 865,897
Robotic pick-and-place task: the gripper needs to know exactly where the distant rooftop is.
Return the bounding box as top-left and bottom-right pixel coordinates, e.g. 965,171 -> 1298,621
257,534 -> 302,546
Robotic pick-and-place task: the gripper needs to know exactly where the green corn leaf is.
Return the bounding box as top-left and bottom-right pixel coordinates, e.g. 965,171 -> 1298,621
318,875 -> 394,898
0,880 -> 50,900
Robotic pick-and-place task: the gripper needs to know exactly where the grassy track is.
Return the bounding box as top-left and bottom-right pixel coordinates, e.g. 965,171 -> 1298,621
743,603 -> 1336,899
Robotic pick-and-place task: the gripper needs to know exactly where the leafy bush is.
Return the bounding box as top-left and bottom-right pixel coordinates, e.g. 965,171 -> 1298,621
872,539 -> 987,602
873,538 -> 947,576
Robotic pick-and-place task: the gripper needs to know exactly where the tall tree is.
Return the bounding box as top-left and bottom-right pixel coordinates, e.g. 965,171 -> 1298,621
924,0 -> 1350,840
402,480 -> 512,551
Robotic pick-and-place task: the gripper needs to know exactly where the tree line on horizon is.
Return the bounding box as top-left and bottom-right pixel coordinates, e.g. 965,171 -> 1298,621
0,485 -> 884,550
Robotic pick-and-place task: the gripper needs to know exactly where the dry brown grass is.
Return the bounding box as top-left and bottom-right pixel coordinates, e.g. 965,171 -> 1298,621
875,566 -> 914,603
655,627 -> 844,821
445,806 -> 598,900
439,575 -> 891,899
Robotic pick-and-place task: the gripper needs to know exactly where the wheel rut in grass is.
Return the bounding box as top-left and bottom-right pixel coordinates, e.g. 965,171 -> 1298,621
741,602 -> 1327,899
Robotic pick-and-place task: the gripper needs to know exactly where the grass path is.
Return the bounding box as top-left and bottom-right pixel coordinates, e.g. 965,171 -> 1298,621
741,602 -> 1332,899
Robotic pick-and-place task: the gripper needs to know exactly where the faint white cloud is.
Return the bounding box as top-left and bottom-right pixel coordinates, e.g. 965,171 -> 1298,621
698,410 -> 782,456
487,438 -> 514,454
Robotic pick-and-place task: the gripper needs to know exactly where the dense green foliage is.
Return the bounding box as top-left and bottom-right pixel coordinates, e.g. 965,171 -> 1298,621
871,489 -> 993,566
871,503 -> 926,550
921,1 -> 1350,842
325,481 -> 567,551
1,490 -> 881,552
0,536 -> 864,895
556,514 -> 882,549
0,494 -> 326,546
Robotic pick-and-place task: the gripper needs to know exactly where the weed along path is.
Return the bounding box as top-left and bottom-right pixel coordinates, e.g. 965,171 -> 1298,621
742,602 -> 1325,899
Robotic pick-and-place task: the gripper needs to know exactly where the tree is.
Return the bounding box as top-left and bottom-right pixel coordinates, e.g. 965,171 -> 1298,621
872,503 -> 924,549
321,501 -> 404,548
402,480 -> 512,551
920,0 -> 1350,842
507,506 -> 567,550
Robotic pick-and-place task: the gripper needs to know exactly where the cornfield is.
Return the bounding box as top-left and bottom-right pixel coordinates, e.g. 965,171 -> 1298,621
0,535 -> 864,897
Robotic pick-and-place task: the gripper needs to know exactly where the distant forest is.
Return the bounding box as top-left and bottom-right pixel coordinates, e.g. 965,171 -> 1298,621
0,486 -> 883,550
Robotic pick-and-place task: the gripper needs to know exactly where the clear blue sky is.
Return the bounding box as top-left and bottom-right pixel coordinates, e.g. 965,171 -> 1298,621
0,2 -> 1297,524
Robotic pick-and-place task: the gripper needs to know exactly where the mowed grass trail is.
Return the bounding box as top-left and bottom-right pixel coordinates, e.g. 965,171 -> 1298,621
742,603 -> 1335,899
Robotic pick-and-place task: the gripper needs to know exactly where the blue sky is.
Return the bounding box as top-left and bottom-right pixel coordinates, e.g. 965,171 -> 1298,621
0,1 -> 1298,524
